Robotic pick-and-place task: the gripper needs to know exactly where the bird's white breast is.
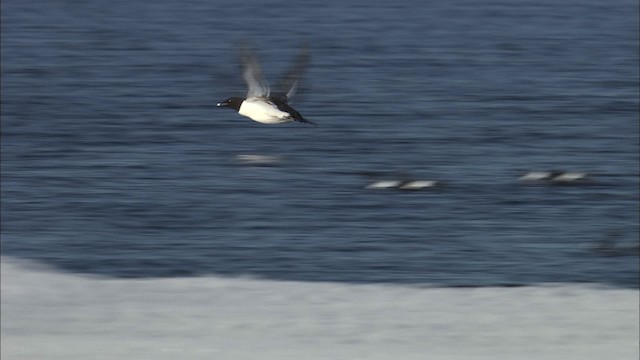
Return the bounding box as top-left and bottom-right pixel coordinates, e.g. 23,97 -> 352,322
238,99 -> 291,124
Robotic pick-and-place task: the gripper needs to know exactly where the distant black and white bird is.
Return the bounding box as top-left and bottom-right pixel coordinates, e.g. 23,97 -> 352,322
518,171 -> 588,184
217,43 -> 314,125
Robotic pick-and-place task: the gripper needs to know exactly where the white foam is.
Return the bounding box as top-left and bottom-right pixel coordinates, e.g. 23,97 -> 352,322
2,257 -> 638,360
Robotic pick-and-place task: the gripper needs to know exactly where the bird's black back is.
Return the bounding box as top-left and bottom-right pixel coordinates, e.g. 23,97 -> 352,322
270,96 -> 314,124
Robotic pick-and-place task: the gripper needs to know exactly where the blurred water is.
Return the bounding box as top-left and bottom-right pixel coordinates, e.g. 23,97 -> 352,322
1,0 -> 638,287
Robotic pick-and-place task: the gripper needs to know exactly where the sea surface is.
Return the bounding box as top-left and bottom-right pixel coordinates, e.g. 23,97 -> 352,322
2,0 -> 639,288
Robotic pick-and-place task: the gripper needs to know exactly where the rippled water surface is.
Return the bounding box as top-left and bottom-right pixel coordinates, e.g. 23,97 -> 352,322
2,0 -> 638,287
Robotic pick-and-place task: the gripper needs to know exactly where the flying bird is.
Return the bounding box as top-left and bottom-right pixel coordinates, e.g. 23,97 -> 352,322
217,43 -> 314,125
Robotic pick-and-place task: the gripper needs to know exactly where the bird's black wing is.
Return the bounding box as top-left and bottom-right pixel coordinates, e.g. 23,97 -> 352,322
273,43 -> 310,102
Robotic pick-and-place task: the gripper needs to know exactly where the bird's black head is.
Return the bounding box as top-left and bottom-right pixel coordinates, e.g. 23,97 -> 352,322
217,97 -> 244,111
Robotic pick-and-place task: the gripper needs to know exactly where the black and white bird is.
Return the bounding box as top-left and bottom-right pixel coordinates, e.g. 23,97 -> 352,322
217,43 -> 314,125
518,171 -> 588,184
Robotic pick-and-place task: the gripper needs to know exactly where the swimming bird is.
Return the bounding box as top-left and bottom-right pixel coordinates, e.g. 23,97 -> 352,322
360,171 -> 442,190
518,171 -> 588,184
365,180 -> 440,190
217,43 -> 315,125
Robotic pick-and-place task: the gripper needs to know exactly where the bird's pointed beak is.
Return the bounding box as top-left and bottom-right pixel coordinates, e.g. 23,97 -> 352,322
216,101 -> 226,107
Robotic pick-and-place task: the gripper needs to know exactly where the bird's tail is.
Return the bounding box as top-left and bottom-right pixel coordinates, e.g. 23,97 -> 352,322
296,116 -> 317,125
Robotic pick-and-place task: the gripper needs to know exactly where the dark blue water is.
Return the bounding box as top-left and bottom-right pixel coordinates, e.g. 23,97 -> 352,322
2,0 -> 638,287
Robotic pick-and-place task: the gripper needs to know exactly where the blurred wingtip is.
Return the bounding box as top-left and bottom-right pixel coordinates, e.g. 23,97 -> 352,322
274,42 -> 312,101
231,40 -> 311,101
237,41 -> 258,63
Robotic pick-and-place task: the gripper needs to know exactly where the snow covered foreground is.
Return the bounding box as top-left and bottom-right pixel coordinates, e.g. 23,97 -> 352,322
2,257 -> 638,360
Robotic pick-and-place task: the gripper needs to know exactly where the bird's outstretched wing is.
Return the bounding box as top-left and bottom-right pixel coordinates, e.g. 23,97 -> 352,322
273,43 -> 310,101
239,44 -> 270,98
